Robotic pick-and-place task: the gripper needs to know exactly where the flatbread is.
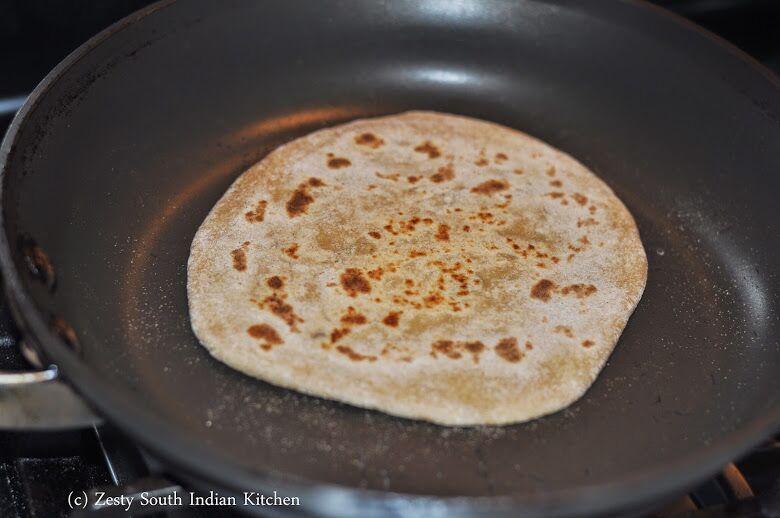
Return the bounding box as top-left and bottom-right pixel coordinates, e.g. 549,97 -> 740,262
187,111 -> 647,426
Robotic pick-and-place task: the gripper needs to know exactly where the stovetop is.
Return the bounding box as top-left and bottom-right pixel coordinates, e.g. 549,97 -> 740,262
1,1 -> 778,517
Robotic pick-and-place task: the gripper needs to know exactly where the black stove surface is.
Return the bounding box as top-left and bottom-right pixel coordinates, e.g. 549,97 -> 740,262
1,1 -> 778,517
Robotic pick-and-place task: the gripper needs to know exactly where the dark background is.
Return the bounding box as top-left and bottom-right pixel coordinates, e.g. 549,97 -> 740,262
0,0 -> 778,115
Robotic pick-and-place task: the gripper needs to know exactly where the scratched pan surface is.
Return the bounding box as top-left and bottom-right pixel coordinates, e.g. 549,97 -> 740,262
1,0 -> 779,516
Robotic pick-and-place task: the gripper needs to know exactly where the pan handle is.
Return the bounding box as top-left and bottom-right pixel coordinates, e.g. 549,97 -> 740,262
0,285 -> 101,429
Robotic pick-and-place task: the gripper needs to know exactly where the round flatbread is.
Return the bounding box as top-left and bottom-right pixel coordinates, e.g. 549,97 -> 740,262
187,111 -> 647,426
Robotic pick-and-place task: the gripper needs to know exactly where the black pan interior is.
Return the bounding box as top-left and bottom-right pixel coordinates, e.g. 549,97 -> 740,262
2,0 -> 779,506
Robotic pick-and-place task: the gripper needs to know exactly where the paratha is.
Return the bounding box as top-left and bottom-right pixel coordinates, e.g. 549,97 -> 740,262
187,111 -> 647,426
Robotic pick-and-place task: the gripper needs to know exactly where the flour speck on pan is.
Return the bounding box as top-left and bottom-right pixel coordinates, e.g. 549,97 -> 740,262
187,111 -> 647,426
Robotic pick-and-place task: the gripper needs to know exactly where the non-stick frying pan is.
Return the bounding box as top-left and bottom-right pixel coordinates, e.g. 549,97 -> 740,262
0,0 -> 778,516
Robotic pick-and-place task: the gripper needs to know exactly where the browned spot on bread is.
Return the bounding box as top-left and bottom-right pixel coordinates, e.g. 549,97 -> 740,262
577,217 -> 599,228
354,132 -> 384,148
549,180 -> 563,188
267,276 -> 283,290
340,268 -> 371,297
572,193 -> 588,206
494,152 -> 508,163
330,327 -> 350,343
248,324 -> 283,350
513,168 -> 524,175
308,177 -> 325,187
327,156 -> 351,169
463,225 -> 471,232
414,140 -> 441,158
546,166 -> 556,177
435,224 -> 450,241
463,341 -> 485,363
525,341 -> 534,350
336,345 -> 377,362
244,200 -> 267,222
546,191 -> 565,199
407,175 -> 421,183
409,250 -> 426,258
430,339 -> 485,363
495,337 -> 523,363
286,187 -> 314,217
257,293 -> 303,332
376,172 -> 400,181
341,306 -> 367,325
431,340 -> 461,359
283,243 -> 299,259
530,279 -> 557,302
368,231 -> 382,239
474,157 -> 489,167
471,179 -> 509,195
582,340 -> 595,348
554,325 -> 573,338
230,241 -> 249,271
382,311 -> 401,327
560,283 -> 597,298
367,267 -> 384,280
430,164 -> 454,183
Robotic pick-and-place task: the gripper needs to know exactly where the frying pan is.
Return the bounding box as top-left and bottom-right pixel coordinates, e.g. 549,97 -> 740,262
0,0 -> 778,516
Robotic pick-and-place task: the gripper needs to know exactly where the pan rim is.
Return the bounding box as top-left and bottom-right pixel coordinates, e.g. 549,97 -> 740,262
0,0 -> 778,515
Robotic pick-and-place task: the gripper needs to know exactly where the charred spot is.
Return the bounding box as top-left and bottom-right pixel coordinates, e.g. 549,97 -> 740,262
283,243 -> 299,259
582,340 -> 595,348
414,140 -> 441,159
462,225 -> 471,232
336,345 -> 377,362
430,164 -> 455,183
367,267 -> 384,280
407,175 -> 421,183
308,177 -> 326,187
354,132 -> 384,148
435,223 -> 450,241
495,337 -> 523,363
266,276 -> 284,290
286,187 -> 314,218
341,306 -> 367,325
327,156 -> 351,169
231,245 -> 248,272
430,340 -> 461,359
340,268 -> 371,297
577,217 -> 599,228
572,193 -> 588,206
244,200 -> 267,223
471,179 -> 509,195
330,327 -> 350,343
382,311 -> 401,327
368,231 -> 382,239
257,293 -> 303,332
463,341 -> 485,363
560,283 -> 597,298
530,279 -> 557,302
248,324 -> 283,350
